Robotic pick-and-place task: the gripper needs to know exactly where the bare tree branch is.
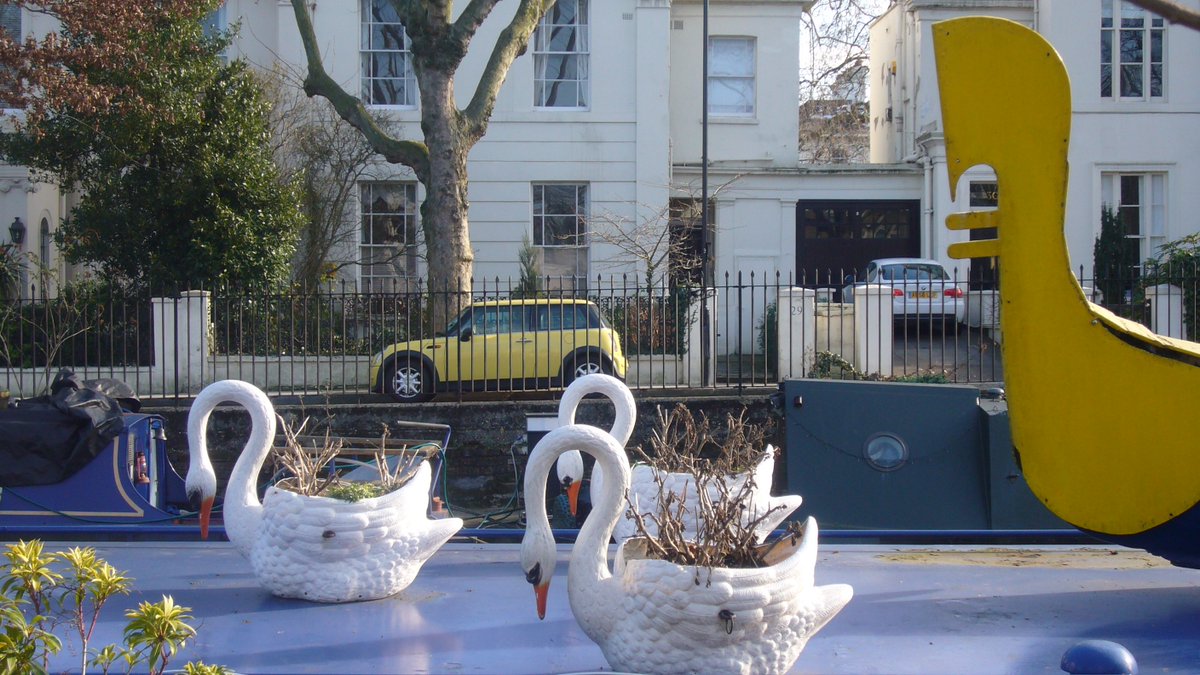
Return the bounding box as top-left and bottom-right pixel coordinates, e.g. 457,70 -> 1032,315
289,0 -> 430,180
590,177 -> 743,290
462,0 -> 555,140
1127,0 -> 1200,31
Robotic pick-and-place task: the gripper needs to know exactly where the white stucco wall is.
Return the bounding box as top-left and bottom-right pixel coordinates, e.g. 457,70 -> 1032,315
241,0 -> 661,283
870,0 -> 1200,276
1041,0 -> 1200,274
239,0 -> 812,286
669,0 -> 804,170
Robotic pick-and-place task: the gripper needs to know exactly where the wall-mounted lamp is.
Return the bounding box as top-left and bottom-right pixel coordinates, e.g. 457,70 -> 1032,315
8,217 -> 24,245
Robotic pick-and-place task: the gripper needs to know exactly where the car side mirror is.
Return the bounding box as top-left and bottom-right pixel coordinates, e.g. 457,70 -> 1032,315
844,274 -> 856,284
460,326 -> 473,341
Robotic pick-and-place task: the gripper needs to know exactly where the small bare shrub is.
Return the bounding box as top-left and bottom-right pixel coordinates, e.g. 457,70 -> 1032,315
272,418 -> 422,502
632,403 -> 772,475
626,404 -> 796,577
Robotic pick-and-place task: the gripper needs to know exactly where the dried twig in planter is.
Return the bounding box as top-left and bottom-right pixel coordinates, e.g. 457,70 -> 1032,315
274,415 -> 342,496
272,420 -> 421,501
633,404 -> 773,476
625,404 -> 784,579
372,426 -> 424,493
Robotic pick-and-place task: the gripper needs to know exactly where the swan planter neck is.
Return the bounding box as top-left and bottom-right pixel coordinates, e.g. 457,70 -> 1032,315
185,380 -> 461,603
522,423 -> 853,675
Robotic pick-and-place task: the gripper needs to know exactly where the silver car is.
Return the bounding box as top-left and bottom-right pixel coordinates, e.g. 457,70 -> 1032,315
841,258 -> 965,323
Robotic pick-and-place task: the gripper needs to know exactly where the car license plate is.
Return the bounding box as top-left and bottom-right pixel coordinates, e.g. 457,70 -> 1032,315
910,291 -> 934,299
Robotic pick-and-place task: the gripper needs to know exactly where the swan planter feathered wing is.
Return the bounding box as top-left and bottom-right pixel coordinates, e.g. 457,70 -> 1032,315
184,380 -> 462,603
523,423 -> 853,675
554,374 -> 801,544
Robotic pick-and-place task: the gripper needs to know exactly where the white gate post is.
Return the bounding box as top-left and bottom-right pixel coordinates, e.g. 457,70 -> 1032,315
853,284 -> 894,376
152,290 -> 211,395
777,287 -> 816,378
1146,284 -> 1186,339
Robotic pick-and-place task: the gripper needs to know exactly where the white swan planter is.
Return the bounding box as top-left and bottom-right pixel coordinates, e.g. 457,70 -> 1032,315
184,380 -> 462,603
554,374 -> 802,543
523,423 -> 853,675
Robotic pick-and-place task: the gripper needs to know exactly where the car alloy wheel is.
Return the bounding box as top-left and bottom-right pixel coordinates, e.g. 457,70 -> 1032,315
388,359 -> 431,402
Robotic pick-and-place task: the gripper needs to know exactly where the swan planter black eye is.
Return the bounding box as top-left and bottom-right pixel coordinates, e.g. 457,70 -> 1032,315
185,380 -> 462,603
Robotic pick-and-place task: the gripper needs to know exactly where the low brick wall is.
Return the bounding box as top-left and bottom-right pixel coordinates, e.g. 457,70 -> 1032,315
151,389 -> 785,514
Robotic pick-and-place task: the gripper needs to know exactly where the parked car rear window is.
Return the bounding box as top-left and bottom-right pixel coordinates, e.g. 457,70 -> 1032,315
881,263 -> 950,281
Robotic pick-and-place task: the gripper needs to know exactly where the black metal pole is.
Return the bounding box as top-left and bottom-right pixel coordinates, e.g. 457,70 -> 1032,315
700,0 -> 711,386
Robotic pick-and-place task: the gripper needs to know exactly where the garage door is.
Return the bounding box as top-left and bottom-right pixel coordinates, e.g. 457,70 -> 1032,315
795,200 -> 920,288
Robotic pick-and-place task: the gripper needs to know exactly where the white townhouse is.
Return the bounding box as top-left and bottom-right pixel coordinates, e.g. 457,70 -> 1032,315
220,0 -> 895,293
870,0 -> 1200,284
164,0 -> 923,297
1,0 -> 1196,302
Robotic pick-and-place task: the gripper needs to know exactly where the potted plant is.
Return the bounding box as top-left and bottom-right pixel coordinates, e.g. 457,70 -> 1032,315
521,375 -> 852,675
0,539 -> 228,675
185,380 -> 461,603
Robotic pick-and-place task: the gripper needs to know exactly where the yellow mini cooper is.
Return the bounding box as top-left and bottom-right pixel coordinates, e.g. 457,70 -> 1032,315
369,298 -> 627,402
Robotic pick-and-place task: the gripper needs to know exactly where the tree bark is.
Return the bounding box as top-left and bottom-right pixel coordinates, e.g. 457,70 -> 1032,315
415,63 -> 473,325
1127,0 -> 1200,32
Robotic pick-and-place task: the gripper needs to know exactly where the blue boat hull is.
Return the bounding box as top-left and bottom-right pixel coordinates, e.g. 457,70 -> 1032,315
0,413 -> 193,530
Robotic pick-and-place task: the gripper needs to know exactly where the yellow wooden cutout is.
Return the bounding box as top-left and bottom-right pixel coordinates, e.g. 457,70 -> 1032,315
935,17 -> 1200,535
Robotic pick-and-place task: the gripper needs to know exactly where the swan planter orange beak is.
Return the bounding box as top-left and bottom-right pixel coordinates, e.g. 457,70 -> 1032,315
553,375 -> 801,543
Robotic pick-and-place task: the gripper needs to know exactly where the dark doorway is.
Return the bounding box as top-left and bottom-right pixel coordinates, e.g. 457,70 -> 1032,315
796,200 -> 920,288
967,181 -> 1000,289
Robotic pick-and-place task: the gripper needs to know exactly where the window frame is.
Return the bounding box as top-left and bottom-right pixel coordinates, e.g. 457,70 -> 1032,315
707,36 -> 757,117
533,0 -> 590,110
1100,170 -> 1168,268
532,182 -> 590,290
1101,0 -> 1165,101
359,181 -> 419,292
360,0 -> 417,108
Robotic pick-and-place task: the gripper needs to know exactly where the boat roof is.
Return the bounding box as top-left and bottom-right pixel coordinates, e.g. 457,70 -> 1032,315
25,540 -> 1197,674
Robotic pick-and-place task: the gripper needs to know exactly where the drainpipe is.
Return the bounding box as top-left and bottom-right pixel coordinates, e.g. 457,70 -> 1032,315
921,153 -> 934,261
903,148 -> 934,260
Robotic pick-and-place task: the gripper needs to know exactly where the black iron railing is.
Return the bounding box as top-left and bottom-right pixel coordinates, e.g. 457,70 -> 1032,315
0,268 -> 1186,400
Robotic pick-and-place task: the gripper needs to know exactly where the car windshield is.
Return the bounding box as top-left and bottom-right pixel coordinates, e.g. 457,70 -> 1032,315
880,263 -> 950,282
442,307 -> 472,337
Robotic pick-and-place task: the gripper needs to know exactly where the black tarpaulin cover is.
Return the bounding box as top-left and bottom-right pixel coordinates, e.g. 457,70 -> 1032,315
0,369 -> 127,487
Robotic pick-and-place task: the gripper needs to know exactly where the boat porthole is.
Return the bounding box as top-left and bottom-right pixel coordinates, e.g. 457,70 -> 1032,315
863,432 -> 908,472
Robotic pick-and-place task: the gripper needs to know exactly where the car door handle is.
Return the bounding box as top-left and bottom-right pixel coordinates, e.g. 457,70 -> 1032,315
514,338 -> 532,344
425,345 -> 442,350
